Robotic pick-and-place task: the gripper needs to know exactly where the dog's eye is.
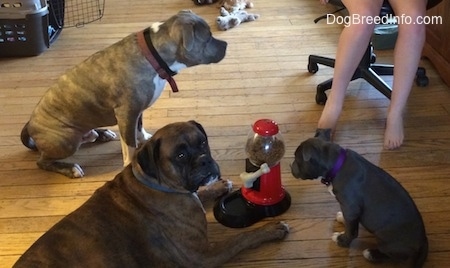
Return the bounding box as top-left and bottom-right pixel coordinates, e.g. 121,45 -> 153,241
177,152 -> 186,160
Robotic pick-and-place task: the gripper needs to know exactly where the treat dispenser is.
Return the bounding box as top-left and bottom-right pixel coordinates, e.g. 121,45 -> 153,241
214,119 -> 291,228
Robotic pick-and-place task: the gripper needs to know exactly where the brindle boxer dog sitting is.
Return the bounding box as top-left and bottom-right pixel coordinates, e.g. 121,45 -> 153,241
14,121 -> 289,267
20,10 -> 227,178
291,138 -> 428,267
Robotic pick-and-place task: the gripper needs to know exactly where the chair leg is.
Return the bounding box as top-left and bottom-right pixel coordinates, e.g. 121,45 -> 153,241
370,64 -> 395,76
362,68 -> 392,99
370,64 -> 429,89
308,42 -> 431,103
316,78 -> 333,104
310,41 -> 428,104
308,55 -> 336,72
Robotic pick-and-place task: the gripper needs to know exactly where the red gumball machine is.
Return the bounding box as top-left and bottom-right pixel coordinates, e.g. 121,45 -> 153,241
214,119 -> 291,228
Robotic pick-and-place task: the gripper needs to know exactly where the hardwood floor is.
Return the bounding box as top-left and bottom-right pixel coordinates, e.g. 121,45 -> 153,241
1,0 -> 449,267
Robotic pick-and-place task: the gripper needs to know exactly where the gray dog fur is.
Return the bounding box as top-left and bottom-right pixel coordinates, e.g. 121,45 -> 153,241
20,10 -> 227,178
13,121 -> 289,267
291,138 -> 428,267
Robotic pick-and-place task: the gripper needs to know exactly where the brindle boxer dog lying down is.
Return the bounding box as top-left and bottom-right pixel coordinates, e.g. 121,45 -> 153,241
20,10 -> 227,178
14,121 -> 289,267
291,138 -> 428,267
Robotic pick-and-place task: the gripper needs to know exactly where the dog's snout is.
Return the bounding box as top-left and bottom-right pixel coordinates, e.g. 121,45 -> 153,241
217,39 -> 228,49
198,154 -> 213,166
209,38 -> 227,63
290,161 -> 302,179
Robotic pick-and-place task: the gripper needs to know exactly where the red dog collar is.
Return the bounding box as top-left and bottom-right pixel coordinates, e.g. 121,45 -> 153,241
137,29 -> 179,92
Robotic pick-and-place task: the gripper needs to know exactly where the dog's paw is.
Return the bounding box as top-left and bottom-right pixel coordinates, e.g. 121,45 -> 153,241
95,129 -> 117,142
275,221 -> 290,239
363,249 -> 390,263
82,130 -> 99,143
70,164 -> 85,178
332,231 -> 344,242
209,178 -> 232,195
197,178 -> 232,202
261,221 -> 290,239
278,221 -> 290,234
332,232 -> 352,247
37,160 -> 85,178
137,128 -> 152,144
336,211 -> 345,224
222,178 -> 233,193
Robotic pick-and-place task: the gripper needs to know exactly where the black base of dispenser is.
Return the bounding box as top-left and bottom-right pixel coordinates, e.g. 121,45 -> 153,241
213,189 -> 291,228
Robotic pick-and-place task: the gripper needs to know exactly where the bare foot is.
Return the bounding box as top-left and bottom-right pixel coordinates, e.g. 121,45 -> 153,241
384,113 -> 404,150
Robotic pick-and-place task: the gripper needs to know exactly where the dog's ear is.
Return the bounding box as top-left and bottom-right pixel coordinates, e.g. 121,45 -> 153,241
135,138 -> 161,179
189,120 -> 207,139
181,25 -> 195,51
301,138 -> 320,162
170,10 -> 195,51
301,143 -> 313,162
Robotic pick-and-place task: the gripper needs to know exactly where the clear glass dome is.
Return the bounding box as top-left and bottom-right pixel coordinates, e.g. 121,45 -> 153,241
245,119 -> 285,167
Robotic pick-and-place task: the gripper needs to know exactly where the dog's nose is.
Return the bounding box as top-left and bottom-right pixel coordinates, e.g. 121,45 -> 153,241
210,39 -> 227,63
198,154 -> 213,166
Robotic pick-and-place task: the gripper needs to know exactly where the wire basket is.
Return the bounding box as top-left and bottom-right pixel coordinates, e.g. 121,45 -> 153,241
50,0 -> 105,28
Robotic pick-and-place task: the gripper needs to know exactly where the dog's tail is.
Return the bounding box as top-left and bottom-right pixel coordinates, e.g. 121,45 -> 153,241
413,237 -> 428,268
21,122 -> 37,151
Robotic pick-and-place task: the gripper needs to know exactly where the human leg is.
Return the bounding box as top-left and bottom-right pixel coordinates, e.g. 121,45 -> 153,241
317,0 -> 384,138
383,0 -> 427,149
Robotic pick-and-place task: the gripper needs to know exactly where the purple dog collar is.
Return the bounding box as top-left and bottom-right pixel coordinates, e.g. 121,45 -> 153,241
321,148 -> 347,186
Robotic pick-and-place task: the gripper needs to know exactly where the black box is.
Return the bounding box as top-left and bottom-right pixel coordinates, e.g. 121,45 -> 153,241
0,0 -> 52,57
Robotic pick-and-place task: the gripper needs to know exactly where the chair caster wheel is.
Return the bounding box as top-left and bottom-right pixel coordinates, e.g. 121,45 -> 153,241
370,53 -> 376,64
316,90 -> 327,105
308,62 -> 319,73
415,75 -> 429,87
415,68 -> 429,87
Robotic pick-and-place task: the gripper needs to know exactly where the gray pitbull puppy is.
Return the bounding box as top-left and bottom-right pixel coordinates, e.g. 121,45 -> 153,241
21,10 -> 227,178
13,121 -> 289,267
291,138 -> 428,267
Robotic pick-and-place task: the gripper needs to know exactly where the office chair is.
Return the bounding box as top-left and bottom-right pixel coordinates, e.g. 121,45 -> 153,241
308,0 -> 442,105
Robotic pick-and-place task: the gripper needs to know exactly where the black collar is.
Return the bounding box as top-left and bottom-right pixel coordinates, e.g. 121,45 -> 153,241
137,28 -> 179,92
131,163 -> 206,213
131,162 -> 189,194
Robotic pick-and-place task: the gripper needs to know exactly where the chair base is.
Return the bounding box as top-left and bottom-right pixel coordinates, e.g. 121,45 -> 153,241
308,43 -> 429,105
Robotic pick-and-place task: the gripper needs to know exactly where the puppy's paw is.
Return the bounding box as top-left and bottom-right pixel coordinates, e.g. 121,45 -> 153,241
363,249 -> 390,263
336,211 -> 345,224
332,231 -> 344,242
332,232 -> 352,247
